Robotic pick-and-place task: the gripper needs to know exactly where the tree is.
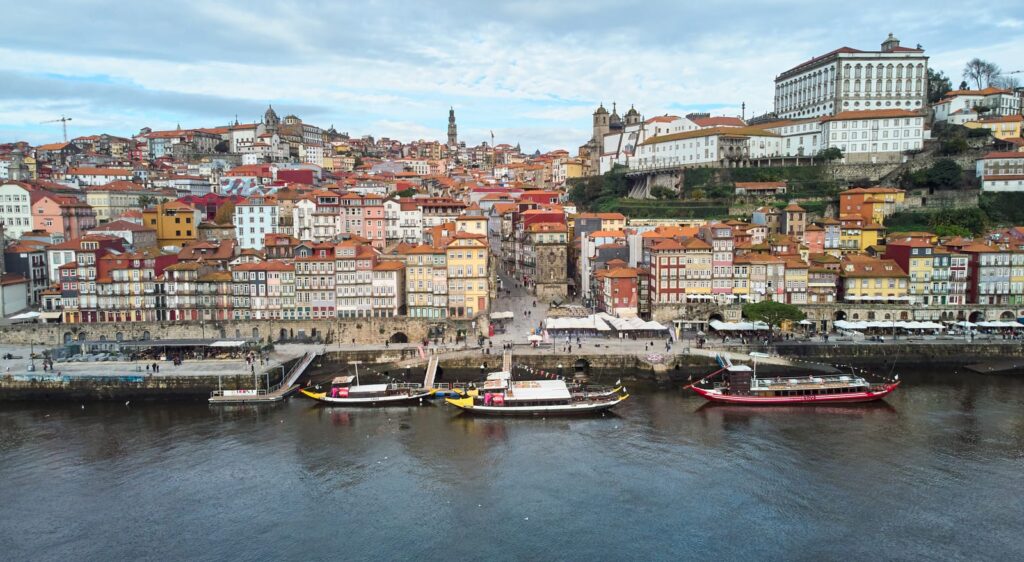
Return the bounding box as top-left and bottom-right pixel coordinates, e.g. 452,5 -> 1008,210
816,147 -> 844,161
958,80 -> 968,91
927,68 -> 953,103
963,58 -> 1002,90
396,187 -> 417,198
214,201 -> 235,225
138,194 -> 157,209
742,301 -> 806,335
996,75 -> 1021,90
927,159 -> 963,189
649,185 -> 676,200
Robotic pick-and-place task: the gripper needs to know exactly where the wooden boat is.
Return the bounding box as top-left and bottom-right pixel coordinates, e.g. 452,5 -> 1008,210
301,373 -> 434,406
445,371 -> 628,416
689,355 -> 899,405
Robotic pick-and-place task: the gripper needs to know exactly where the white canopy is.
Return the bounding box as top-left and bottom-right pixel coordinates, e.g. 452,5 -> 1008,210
8,311 -> 40,320
544,314 -> 670,332
709,320 -> 769,331
209,340 -> 247,348
489,311 -> 515,320
834,320 -> 944,330
976,321 -> 1024,329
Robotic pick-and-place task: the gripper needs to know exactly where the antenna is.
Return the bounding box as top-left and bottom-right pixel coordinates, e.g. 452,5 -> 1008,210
40,115 -> 73,142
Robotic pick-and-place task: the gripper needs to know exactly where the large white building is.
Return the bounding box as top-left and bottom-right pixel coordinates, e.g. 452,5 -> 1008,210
820,109 -> 926,163
233,195 -> 279,249
634,127 -> 782,169
774,34 -> 928,120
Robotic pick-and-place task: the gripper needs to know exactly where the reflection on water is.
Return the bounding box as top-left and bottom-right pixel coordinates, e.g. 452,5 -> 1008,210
1,371 -> 1023,560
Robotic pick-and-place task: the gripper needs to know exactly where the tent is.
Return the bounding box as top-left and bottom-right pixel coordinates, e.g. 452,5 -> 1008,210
709,320 -> 769,331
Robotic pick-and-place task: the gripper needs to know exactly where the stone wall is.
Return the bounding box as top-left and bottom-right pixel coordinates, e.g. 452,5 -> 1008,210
651,303 -> 1024,328
0,317 -> 433,347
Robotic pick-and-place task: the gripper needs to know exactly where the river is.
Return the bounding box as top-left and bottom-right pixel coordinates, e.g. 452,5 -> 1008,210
1,371 -> 1022,561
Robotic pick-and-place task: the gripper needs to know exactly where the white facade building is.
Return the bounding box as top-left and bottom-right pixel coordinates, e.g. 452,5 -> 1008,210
981,175 -> 1024,192
634,128 -> 782,169
233,196 -> 279,249
820,109 -> 926,163
933,87 -> 1022,122
0,182 -> 35,238
774,34 -> 928,120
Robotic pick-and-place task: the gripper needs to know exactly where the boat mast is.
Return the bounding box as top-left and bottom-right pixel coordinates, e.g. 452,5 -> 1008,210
351,360 -> 362,386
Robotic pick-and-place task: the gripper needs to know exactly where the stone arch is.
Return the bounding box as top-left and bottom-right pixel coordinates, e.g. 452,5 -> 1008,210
969,311 -> 984,323
867,311 -> 876,320
1000,310 -> 1015,320
142,330 -> 151,341
252,327 -> 260,340
851,313 -> 860,320
883,313 -> 891,320
115,332 -> 124,342
573,358 -> 590,376
99,335 -> 107,342
77,332 -> 86,342
63,332 -> 73,345
388,332 -> 409,344
708,313 -> 724,323
280,328 -> 288,341
834,310 -> 847,321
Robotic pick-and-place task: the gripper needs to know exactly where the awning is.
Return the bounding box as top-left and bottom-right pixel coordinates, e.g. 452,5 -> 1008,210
209,340 -> 248,348
9,311 -> 40,320
40,311 -> 63,321
489,311 -> 514,320
976,321 -> 1024,329
709,320 -> 769,331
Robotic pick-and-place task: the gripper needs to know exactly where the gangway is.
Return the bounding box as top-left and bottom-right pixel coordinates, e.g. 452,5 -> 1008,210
502,350 -> 512,372
209,352 -> 316,404
422,356 -> 440,389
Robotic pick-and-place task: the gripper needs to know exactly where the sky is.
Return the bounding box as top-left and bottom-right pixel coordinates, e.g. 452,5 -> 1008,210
1,0 -> 1022,152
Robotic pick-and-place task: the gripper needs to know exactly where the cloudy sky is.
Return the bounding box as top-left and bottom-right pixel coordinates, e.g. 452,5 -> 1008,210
2,1 -> 1022,151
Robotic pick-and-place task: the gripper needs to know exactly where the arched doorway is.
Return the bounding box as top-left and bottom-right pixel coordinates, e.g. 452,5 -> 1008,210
252,327 -> 260,340
142,330 -> 151,341
573,358 -> 590,376
389,332 -> 409,344
900,311 -> 909,320
834,310 -> 847,321
1000,311 -> 1015,320
708,313 -> 724,323
969,311 -> 984,323
63,332 -> 72,345
280,328 -> 288,341
115,332 -> 124,342
77,332 -> 86,342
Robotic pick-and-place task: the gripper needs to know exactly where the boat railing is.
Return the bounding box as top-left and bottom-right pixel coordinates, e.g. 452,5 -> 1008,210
433,382 -> 471,390
210,389 -> 270,398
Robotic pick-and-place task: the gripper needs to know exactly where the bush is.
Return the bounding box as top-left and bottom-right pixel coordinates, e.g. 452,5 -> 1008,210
966,127 -> 991,138
939,138 -> 969,156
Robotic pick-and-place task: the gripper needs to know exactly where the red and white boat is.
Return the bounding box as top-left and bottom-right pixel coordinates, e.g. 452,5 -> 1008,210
689,355 -> 900,405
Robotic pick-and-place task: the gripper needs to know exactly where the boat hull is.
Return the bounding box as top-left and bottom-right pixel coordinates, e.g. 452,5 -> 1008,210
444,394 -> 628,416
690,382 -> 899,405
300,388 -> 433,406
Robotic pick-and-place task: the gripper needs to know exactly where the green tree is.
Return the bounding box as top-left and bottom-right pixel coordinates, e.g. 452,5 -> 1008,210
138,194 -> 157,209
938,138 -> 968,156
926,159 -> 963,189
396,187 -> 417,198
816,147 -> 843,161
649,185 -> 676,200
742,301 -> 806,335
927,68 -> 953,103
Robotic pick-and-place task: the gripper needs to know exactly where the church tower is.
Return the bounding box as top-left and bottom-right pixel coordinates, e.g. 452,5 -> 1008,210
264,104 -> 280,133
447,107 -> 458,147
592,103 -> 610,143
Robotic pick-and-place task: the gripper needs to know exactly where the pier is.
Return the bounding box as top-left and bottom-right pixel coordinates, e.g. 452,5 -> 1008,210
209,352 -> 316,404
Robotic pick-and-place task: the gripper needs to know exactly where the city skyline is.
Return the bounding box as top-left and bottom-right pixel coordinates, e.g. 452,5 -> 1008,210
1,0 -> 1022,150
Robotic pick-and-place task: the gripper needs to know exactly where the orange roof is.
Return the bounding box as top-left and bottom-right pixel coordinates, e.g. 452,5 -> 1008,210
596,266 -> 640,279
736,181 -> 787,189
588,230 -> 625,238
372,261 -> 405,271
67,167 -> 134,176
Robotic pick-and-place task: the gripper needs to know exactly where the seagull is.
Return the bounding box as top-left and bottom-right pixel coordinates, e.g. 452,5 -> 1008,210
81,405 -> 85,410
125,401 -> 130,407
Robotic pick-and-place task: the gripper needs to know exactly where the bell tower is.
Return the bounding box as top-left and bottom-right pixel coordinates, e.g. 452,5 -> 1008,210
447,107 -> 458,147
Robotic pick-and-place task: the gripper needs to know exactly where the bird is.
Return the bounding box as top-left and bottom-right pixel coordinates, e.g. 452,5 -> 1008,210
80,405 -> 85,410
125,401 -> 130,407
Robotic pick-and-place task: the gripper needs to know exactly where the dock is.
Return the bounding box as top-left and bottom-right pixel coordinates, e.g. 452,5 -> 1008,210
964,359 -> 1024,374
209,352 -> 316,404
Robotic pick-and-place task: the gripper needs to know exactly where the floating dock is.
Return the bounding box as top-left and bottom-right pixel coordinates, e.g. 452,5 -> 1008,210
209,352 -> 316,404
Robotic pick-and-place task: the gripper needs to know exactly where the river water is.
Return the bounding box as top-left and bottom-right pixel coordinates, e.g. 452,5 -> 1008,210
2,372 -> 1022,561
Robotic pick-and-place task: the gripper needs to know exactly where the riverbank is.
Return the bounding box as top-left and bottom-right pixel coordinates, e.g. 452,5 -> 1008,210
4,339 -> 1022,401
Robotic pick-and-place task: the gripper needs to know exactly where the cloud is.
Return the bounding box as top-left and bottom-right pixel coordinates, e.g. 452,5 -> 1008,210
0,1 -> 1020,151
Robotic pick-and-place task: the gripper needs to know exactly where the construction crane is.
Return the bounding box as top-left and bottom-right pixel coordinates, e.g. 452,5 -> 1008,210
40,115 -> 73,142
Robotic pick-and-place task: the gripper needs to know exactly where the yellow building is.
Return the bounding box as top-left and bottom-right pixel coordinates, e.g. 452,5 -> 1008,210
455,215 -> 488,237
445,233 -> 489,318
965,115 -> 1023,140
839,255 -> 909,303
565,157 -> 584,180
404,245 -> 446,319
680,237 -> 712,300
784,260 -> 808,304
142,201 -> 203,248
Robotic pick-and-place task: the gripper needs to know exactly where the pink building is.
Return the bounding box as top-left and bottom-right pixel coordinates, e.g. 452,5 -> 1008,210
31,192 -> 97,242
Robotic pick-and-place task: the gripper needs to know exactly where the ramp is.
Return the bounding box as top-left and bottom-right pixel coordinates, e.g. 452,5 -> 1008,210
423,356 -> 440,388
502,350 -> 512,372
